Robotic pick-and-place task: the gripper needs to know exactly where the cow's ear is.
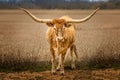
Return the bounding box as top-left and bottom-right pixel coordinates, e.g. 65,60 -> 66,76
46,22 -> 54,27
64,23 -> 71,28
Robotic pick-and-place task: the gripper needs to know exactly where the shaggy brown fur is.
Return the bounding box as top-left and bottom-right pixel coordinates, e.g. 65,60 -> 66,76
46,16 -> 78,75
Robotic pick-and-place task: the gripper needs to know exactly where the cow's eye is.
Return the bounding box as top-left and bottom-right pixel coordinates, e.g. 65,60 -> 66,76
64,23 -> 71,28
63,27 -> 65,29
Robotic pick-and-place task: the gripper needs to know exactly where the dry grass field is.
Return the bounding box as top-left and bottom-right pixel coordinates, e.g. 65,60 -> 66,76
0,9 -> 120,80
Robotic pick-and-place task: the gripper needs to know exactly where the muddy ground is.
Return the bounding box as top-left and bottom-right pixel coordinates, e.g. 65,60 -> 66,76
0,68 -> 120,80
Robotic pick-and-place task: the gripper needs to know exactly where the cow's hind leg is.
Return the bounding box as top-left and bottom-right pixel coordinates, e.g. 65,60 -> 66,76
50,47 -> 56,74
70,45 -> 76,69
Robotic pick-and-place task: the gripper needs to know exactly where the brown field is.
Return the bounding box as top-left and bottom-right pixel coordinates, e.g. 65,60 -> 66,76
0,9 -> 120,80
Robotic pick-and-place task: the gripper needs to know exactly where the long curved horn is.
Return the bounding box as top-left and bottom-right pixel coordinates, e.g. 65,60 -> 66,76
20,8 -> 52,23
67,8 -> 99,23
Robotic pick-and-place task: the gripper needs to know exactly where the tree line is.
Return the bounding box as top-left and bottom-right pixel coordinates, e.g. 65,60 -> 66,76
0,0 -> 120,9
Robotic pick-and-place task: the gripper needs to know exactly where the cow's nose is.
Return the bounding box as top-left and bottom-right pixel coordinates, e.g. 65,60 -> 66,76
56,37 -> 64,41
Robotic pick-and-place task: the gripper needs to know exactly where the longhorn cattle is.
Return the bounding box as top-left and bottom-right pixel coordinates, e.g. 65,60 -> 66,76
21,8 -> 99,75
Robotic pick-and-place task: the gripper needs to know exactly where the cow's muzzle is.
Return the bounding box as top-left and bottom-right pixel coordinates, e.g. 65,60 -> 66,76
56,37 -> 64,42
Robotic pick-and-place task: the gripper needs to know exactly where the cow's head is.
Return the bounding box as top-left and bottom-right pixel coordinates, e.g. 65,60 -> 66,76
20,8 -> 99,41
47,19 -> 70,41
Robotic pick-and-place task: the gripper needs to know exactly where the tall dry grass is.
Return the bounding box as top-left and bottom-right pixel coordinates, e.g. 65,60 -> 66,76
78,43 -> 120,69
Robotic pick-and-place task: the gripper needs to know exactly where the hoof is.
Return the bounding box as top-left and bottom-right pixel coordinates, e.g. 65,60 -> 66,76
71,66 -> 76,70
56,68 -> 60,71
51,72 -> 57,75
60,72 -> 64,76
51,71 -> 57,75
60,71 -> 64,76
71,64 -> 76,70
56,66 -> 61,71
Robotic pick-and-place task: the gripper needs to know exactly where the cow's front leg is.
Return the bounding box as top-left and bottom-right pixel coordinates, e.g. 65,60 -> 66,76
56,55 -> 61,71
50,47 -> 56,74
60,53 -> 65,75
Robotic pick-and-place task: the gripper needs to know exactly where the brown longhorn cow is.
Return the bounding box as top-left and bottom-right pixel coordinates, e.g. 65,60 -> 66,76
21,8 -> 99,75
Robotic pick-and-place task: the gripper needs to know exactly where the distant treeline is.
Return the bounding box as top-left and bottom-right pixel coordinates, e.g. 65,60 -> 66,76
0,0 -> 120,9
